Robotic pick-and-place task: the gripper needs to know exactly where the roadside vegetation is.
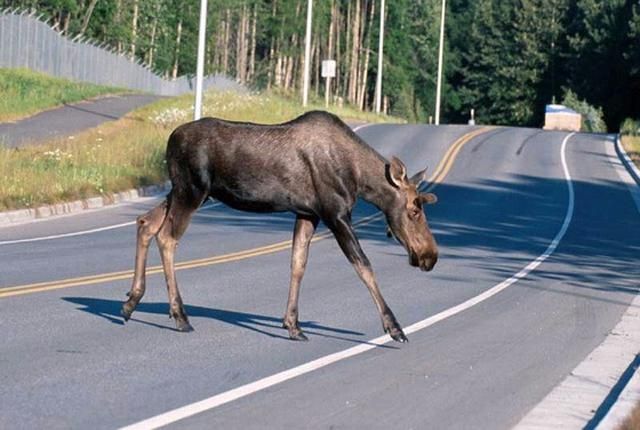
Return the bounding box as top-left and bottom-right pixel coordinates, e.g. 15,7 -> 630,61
622,136 -> 640,168
0,68 -> 126,122
0,89 -> 399,211
5,1 -> 639,130
561,90 -> 606,133
620,118 -> 640,169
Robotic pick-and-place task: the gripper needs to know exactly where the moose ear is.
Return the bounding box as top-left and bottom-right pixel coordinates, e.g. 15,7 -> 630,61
387,156 -> 408,188
409,167 -> 429,188
420,193 -> 438,205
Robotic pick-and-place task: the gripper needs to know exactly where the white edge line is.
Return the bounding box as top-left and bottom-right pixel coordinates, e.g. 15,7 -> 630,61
352,123 -> 374,133
0,201 -> 219,245
119,132 -> 576,430
0,220 -> 137,245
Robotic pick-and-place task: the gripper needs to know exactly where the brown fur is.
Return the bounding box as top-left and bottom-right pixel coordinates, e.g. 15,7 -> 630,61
121,111 -> 438,341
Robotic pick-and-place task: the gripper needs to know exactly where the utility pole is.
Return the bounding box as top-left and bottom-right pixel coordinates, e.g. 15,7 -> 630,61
194,0 -> 208,120
374,0 -> 386,114
434,0 -> 446,125
302,0 -> 313,107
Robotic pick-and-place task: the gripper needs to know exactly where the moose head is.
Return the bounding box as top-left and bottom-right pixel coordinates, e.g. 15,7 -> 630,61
385,157 -> 439,272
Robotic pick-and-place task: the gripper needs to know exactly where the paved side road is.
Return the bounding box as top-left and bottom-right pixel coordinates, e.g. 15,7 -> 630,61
0,94 -> 162,147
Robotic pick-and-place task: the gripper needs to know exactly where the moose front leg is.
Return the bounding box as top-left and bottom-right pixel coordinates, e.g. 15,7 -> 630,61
329,214 -> 408,343
283,215 -> 319,341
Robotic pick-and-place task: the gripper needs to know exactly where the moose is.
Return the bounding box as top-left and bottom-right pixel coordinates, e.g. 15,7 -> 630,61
121,111 -> 438,342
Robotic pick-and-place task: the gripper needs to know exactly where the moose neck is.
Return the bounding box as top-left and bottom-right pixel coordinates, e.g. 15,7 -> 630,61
358,153 -> 398,215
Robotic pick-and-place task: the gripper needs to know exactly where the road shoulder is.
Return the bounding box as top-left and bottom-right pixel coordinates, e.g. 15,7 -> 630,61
514,135 -> 640,429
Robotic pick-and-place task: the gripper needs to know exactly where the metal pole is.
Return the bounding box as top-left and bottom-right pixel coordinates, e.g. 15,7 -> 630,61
194,0 -> 208,120
435,0 -> 446,125
302,0 -> 312,107
325,76 -> 330,108
374,0 -> 385,114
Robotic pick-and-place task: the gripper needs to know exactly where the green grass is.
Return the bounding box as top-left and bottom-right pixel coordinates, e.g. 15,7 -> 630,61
0,88 -> 401,211
0,68 -> 127,122
621,135 -> 640,169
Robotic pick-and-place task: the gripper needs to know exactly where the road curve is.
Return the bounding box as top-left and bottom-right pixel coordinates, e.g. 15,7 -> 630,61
0,124 -> 638,429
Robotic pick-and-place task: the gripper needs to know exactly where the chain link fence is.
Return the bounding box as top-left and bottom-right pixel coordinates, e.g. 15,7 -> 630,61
0,10 -> 244,96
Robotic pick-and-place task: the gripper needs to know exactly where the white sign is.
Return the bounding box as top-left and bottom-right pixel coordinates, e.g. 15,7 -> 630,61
321,60 -> 336,78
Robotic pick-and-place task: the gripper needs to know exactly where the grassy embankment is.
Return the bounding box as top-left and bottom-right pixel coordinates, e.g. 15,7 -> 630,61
0,68 -> 126,123
621,135 -> 640,169
0,88 -> 401,211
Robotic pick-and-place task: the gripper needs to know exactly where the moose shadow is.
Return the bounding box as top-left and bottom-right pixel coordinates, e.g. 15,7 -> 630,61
62,297 -> 398,349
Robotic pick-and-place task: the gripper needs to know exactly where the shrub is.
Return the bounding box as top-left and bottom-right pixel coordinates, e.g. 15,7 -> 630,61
620,118 -> 640,136
560,89 -> 607,133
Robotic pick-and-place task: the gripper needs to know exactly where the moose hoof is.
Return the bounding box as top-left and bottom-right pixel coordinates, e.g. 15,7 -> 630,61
121,307 -> 133,322
176,320 -> 194,332
289,331 -> 309,342
388,329 -> 409,343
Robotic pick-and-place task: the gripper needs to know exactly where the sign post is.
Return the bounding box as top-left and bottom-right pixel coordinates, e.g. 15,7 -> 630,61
321,60 -> 336,108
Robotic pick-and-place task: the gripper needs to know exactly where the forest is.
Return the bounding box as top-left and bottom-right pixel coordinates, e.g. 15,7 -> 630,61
2,0 -> 639,130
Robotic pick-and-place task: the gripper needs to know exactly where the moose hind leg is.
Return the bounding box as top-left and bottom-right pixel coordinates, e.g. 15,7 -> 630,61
122,201 -> 168,321
283,215 -> 319,341
156,197 -> 201,332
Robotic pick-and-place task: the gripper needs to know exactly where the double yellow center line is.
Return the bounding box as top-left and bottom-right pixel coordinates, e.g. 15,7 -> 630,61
0,126 -> 493,299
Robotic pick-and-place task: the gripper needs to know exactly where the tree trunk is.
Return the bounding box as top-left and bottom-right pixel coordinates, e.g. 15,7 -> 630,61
358,0 -> 375,109
286,55 -> 295,91
130,0 -> 139,60
275,53 -> 283,88
147,5 -> 159,66
172,18 -> 183,79
80,0 -> 99,34
222,9 -> 230,75
348,0 -> 362,105
267,1 -> 278,89
313,36 -> 319,96
343,1 -> 351,100
242,4 -> 250,82
235,6 -> 243,82
62,11 -> 70,35
115,0 -> 122,53
294,0 -> 303,91
248,3 -> 257,82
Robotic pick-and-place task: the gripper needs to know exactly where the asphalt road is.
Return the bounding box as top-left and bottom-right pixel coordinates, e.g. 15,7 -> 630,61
1,124 -> 638,429
0,94 -> 161,147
